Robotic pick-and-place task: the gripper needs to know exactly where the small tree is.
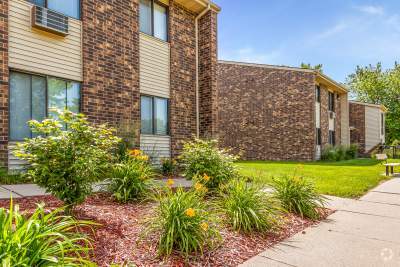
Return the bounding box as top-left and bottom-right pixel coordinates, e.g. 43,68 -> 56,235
15,110 -> 120,211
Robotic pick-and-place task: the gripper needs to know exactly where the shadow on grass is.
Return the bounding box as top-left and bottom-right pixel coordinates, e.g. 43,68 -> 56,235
236,158 -> 382,167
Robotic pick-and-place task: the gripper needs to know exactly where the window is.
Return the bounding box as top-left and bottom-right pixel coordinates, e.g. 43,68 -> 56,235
9,72 -> 81,140
141,96 -> 169,135
28,0 -> 81,19
316,128 -> 321,146
329,130 -> 336,146
139,0 -> 168,41
381,113 -> 385,135
328,92 -> 335,112
315,86 -> 321,103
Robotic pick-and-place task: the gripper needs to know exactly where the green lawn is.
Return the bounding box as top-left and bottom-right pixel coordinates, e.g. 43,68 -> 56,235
236,158 -> 400,198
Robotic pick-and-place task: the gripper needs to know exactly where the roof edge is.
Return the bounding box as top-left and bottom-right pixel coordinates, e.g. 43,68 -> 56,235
218,60 -> 348,93
350,101 -> 388,112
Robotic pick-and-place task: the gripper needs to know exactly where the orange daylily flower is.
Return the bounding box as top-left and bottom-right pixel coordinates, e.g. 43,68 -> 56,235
200,222 -> 209,231
203,173 -> 210,182
185,208 -> 196,217
166,179 -> 175,187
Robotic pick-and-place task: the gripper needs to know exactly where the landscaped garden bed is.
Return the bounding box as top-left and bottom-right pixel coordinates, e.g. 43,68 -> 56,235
0,111 -> 331,266
0,194 -> 332,266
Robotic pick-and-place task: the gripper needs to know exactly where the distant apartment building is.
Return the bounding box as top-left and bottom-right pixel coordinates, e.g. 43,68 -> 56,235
216,61 -> 350,161
349,101 -> 386,155
0,0 -> 220,169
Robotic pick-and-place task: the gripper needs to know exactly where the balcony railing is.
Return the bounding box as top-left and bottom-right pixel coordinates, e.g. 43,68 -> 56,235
31,5 -> 69,36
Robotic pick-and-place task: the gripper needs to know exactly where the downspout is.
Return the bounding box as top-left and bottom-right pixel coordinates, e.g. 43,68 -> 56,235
195,3 -> 211,138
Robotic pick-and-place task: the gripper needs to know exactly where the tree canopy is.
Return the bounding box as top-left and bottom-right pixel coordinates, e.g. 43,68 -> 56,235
347,62 -> 400,144
300,63 -> 323,73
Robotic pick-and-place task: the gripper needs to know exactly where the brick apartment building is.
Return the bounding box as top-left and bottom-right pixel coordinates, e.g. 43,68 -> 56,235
349,101 -> 386,155
216,61 -> 350,161
0,0 -> 220,169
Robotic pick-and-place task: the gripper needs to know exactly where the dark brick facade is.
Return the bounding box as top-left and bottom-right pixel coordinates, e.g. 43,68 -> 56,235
198,10 -> 218,138
217,63 -> 317,161
169,1 -> 218,157
0,0 -> 8,167
169,1 -> 197,158
81,0 -> 140,131
349,102 -> 366,153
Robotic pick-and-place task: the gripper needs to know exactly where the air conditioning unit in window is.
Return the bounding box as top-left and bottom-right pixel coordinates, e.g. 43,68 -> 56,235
31,5 -> 69,36
329,111 -> 336,119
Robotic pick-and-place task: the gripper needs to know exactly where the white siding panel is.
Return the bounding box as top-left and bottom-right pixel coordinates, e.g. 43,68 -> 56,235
365,106 -> 382,151
8,142 -> 28,172
8,0 -> 83,81
139,33 -> 170,98
340,93 -> 350,145
140,135 -> 171,165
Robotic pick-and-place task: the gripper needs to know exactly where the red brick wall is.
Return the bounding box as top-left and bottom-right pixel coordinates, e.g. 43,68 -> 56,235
320,86 -> 329,147
81,0 -> 140,130
169,1 -> 218,157
349,102 -> 366,153
0,0 -> 8,167
169,1 -> 197,157
217,63 -> 317,161
198,10 -> 218,138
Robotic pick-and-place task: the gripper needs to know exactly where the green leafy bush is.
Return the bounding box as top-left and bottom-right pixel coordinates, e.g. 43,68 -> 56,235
321,145 -> 358,161
179,138 -> 238,190
15,110 -> 120,211
345,144 -> 359,159
146,188 -> 220,257
270,175 -> 326,219
218,179 -> 278,233
109,151 -> 155,203
160,158 -> 177,177
0,168 -> 30,184
0,201 -> 95,266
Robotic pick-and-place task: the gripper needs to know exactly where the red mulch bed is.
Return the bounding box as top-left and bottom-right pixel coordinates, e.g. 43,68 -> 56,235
0,194 -> 333,266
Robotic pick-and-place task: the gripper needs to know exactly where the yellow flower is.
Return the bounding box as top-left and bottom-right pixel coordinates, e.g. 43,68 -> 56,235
185,208 -> 196,217
203,173 -> 210,182
194,182 -> 204,191
166,179 -> 175,187
139,155 -> 149,161
129,149 -> 142,157
200,222 -> 209,231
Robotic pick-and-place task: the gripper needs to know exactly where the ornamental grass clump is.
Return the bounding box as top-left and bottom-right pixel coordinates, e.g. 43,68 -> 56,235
0,201 -> 95,266
218,179 -> 279,233
146,188 -> 220,257
109,149 -> 155,203
179,138 -> 238,190
270,173 -> 326,220
15,110 -> 120,212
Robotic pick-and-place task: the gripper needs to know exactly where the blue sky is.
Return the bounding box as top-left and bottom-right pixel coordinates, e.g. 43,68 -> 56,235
214,0 -> 400,82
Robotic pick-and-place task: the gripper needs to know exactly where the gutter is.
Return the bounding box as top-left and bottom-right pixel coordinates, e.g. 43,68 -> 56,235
195,2 -> 211,138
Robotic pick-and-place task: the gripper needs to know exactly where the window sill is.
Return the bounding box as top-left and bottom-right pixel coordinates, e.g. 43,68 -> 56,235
139,32 -> 169,44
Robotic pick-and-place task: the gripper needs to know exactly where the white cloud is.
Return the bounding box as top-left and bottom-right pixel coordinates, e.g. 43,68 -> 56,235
355,5 -> 384,15
312,22 -> 348,41
219,47 -> 283,65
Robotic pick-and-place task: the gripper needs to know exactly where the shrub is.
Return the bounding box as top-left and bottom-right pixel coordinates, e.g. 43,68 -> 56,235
321,145 -> 358,161
109,150 -> 155,203
0,168 -> 29,184
218,179 -> 279,233
270,175 -> 326,219
15,110 -> 120,211
179,138 -> 238,190
160,158 -> 177,177
345,144 -> 358,159
0,201 -> 95,266
115,119 -> 139,161
146,188 -> 220,257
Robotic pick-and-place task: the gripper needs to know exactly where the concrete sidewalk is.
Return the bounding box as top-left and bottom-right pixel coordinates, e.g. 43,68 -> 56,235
242,178 -> 400,267
0,178 -> 194,199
